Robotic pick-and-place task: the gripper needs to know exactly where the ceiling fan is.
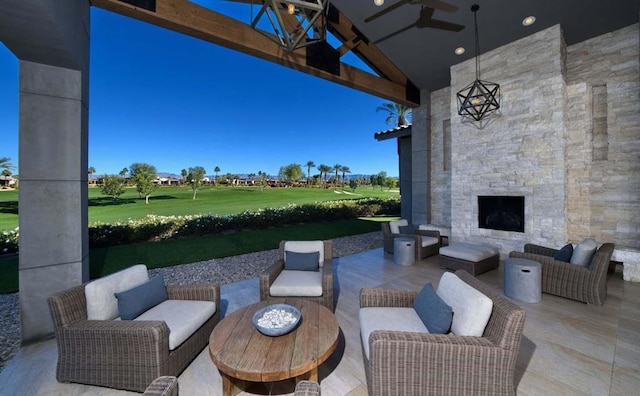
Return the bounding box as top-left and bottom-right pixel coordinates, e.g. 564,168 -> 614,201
367,0 -> 464,43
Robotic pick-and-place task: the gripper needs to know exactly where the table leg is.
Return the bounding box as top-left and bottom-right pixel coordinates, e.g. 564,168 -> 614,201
296,367 -> 318,383
221,371 -> 244,396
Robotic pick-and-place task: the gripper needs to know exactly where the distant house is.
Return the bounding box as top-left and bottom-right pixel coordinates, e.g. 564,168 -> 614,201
0,175 -> 15,188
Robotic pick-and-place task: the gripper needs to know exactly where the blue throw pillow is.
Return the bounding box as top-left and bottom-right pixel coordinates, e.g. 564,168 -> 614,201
398,224 -> 416,234
414,283 -> 453,334
553,243 -> 573,262
284,251 -> 320,271
115,275 -> 168,320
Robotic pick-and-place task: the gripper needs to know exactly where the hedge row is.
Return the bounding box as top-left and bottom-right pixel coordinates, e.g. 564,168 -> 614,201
1,197 -> 399,253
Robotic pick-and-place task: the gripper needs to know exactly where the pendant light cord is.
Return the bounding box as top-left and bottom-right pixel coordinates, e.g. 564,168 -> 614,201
473,5 -> 481,80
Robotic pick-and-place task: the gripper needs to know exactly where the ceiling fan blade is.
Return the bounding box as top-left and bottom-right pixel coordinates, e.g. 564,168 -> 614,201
416,0 -> 458,13
417,18 -> 465,32
365,0 -> 410,23
373,22 -> 418,44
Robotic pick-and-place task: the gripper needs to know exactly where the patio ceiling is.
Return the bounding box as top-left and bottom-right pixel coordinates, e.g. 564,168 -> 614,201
80,1 -> 640,106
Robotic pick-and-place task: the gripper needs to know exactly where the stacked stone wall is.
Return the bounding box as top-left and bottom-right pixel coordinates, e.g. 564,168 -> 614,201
429,87 -> 451,227
448,25 -> 567,254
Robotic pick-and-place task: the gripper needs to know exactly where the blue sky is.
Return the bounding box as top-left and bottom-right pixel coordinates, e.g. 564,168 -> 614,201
0,2 -> 401,177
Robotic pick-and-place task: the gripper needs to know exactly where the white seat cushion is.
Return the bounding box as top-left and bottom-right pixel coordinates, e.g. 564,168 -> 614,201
135,299 -> 217,350
421,236 -> 440,248
359,307 -> 428,359
388,219 -> 409,234
85,264 -> 149,320
439,242 -> 499,262
270,270 -> 323,297
284,240 -> 325,267
436,272 -> 493,337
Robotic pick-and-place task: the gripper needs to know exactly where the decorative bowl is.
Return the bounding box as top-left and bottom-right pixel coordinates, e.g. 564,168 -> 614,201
252,304 -> 302,336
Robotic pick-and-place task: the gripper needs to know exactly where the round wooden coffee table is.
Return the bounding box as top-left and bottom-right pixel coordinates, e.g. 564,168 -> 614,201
209,298 -> 339,396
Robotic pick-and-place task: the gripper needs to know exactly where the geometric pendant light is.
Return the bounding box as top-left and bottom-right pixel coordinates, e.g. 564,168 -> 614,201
456,4 -> 500,126
251,0 -> 329,51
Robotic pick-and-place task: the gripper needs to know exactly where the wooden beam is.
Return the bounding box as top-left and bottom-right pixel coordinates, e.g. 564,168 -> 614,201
90,0 -> 419,106
326,6 -> 410,86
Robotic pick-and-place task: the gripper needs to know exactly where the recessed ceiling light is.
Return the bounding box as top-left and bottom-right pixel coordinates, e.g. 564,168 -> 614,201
522,16 -> 536,26
455,47 -> 465,55
374,0 -> 384,6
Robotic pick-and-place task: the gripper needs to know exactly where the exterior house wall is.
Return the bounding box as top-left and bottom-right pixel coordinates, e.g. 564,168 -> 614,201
414,23 -> 639,267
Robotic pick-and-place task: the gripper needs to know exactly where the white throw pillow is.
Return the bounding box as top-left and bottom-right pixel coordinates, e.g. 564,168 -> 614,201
284,240 -> 325,266
85,264 -> 149,320
389,219 -> 409,234
570,238 -> 598,267
436,272 -> 493,337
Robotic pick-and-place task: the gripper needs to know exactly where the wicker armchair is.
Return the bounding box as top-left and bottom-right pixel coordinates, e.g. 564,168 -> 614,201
143,376 -> 179,396
48,281 -> 220,392
360,270 -> 526,396
509,242 -> 614,305
294,380 -> 321,395
381,222 -> 441,259
260,240 -> 334,311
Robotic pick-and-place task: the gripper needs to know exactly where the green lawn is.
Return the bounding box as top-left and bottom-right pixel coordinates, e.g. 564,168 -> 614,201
0,185 -> 397,230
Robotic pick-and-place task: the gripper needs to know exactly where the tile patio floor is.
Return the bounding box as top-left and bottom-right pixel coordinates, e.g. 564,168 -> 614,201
1,248 -> 638,395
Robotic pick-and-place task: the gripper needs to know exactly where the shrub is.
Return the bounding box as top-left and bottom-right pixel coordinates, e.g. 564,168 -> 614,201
1,197 -> 400,251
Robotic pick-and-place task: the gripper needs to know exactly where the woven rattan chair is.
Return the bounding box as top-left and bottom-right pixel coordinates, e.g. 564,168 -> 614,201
294,380 -> 321,395
260,240 -> 334,311
48,281 -> 220,392
509,242 -> 614,305
360,270 -> 526,396
143,376 -> 179,396
381,222 -> 441,259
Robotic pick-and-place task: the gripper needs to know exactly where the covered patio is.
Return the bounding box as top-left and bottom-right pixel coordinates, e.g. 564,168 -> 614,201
1,247 -> 638,395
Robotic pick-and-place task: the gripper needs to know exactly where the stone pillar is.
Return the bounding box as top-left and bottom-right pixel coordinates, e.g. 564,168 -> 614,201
0,0 -> 91,342
18,61 -> 90,342
398,136 -> 412,219
411,89 -> 431,225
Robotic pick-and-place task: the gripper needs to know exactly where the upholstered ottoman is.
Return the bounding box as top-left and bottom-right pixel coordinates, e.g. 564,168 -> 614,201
439,242 -> 500,276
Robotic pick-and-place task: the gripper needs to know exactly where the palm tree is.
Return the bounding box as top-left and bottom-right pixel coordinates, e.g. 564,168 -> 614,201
88,166 -> 96,185
305,161 -> 315,187
119,167 -> 128,178
214,166 -> 220,185
318,164 -> 331,187
341,165 -> 351,187
376,102 -> 412,126
0,157 -> 15,173
333,164 -> 341,186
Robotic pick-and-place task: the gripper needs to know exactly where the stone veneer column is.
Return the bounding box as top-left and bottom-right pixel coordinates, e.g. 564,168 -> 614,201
411,89 -> 431,225
0,0 -> 91,342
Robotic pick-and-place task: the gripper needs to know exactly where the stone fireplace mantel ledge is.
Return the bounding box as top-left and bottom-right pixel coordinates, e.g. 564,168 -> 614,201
613,249 -> 640,282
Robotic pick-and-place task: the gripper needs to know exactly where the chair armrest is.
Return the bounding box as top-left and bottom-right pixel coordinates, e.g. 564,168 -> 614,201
260,260 -> 285,301
416,229 -> 441,240
167,283 -> 219,303
321,259 -> 334,290
523,243 -> 558,257
509,251 -> 589,273
360,287 -> 417,308
57,319 -> 171,361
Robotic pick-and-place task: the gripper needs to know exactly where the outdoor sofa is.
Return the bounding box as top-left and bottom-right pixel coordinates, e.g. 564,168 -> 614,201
260,240 -> 334,311
359,270 -> 526,396
509,241 -> 615,305
48,265 -> 220,392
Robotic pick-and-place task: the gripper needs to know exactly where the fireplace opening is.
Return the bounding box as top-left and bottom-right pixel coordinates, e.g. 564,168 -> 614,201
478,196 -> 525,232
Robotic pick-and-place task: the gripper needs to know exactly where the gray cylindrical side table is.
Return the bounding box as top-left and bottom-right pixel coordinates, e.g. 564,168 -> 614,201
504,258 -> 542,303
394,237 -> 415,266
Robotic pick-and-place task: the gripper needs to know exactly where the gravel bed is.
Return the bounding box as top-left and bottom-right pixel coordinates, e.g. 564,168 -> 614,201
0,231 -> 382,372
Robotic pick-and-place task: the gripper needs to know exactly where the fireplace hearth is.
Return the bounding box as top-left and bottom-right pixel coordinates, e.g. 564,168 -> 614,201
478,196 -> 525,232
